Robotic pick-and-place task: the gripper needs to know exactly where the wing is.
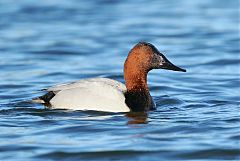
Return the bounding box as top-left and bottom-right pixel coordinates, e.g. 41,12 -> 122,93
49,78 -> 129,112
47,78 -> 126,93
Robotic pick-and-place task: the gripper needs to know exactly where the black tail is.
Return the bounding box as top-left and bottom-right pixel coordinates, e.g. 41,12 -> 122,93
39,91 -> 56,103
32,91 -> 56,104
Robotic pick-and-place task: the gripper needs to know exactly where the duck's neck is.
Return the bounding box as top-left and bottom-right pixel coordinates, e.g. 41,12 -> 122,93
124,70 -> 148,92
124,64 -> 154,112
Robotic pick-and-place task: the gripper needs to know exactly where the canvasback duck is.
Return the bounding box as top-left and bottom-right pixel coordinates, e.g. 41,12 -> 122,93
32,42 -> 186,112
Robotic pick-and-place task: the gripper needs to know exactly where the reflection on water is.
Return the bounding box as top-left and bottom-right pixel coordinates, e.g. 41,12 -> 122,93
0,0 -> 240,160
126,112 -> 148,125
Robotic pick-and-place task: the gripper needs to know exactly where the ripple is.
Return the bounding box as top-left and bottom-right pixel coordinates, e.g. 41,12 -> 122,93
176,148 -> 240,160
201,58 -> 240,66
28,49 -> 85,56
155,96 -> 184,107
37,150 -> 164,161
0,145 -> 39,152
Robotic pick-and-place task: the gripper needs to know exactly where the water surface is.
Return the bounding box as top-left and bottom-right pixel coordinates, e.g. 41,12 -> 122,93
0,0 -> 239,160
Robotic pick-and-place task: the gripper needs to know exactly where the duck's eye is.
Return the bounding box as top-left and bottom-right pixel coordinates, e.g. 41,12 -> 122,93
160,57 -> 166,64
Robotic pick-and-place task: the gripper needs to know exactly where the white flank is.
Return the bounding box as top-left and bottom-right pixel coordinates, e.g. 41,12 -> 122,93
46,78 -> 130,112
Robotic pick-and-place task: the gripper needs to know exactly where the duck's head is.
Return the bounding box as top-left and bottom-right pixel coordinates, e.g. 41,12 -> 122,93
124,42 -> 186,74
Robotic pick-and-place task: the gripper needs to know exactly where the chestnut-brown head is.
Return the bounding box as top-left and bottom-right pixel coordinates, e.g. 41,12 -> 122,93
124,42 -> 186,91
124,42 -> 186,73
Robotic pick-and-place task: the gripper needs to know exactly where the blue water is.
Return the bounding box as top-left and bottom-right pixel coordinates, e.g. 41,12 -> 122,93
0,0 -> 239,160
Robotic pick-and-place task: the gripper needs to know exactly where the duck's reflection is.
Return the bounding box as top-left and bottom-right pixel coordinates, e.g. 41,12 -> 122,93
125,112 -> 148,124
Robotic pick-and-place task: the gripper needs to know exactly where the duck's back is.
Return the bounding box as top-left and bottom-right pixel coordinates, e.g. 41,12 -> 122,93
38,78 -> 130,112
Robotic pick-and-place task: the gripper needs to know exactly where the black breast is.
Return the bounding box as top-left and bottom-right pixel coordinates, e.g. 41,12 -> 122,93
125,90 -> 155,112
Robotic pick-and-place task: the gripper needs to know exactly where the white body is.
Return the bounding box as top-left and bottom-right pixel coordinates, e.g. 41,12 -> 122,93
46,78 -> 130,112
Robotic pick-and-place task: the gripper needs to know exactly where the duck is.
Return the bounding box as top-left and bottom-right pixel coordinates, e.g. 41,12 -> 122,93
32,42 -> 186,112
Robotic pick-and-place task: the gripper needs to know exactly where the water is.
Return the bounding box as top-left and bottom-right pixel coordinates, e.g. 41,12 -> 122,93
0,0 -> 239,160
